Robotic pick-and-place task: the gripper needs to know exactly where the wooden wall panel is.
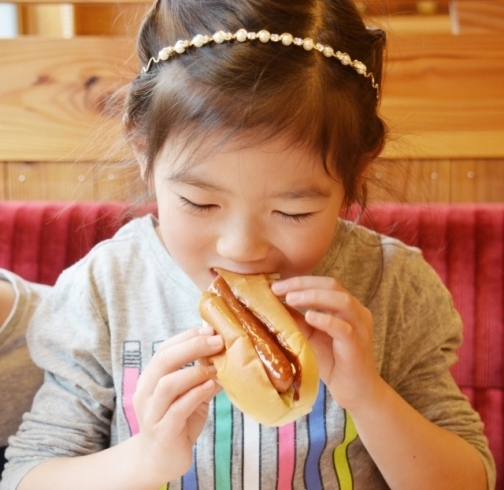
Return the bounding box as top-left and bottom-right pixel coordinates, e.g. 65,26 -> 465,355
0,164 -> 6,200
0,37 -> 136,162
381,33 -> 504,159
451,159 -> 504,202
452,1 -> 504,33
6,162 -> 94,200
1,33 -> 502,162
93,162 -> 146,201
367,159 -> 504,203
2,2 -> 504,203
367,160 -> 451,203
73,4 -> 148,36
18,5 -> 66,36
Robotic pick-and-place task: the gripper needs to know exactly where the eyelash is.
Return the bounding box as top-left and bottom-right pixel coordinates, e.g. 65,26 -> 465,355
179,197 -> 216,212
277,211 -> 315,223
179,196 -> 315,222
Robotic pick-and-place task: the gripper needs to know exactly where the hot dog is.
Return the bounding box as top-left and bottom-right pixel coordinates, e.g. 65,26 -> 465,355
198,268 -> 319,427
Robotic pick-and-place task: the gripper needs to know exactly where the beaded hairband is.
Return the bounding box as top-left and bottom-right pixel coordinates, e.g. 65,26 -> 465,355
142,28 -> 380,98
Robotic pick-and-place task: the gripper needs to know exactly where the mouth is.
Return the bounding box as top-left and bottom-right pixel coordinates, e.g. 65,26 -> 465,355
210,267 -> 280,279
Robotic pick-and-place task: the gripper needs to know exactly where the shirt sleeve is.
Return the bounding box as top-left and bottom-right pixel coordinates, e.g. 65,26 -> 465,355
1,266 -> 115,489
380,252 -> 496,490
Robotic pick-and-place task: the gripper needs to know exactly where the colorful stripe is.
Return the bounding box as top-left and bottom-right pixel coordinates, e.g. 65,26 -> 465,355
243,414 -> 260,490
122,341 -> 141,436
333,410 -> 358,490
304,382 -> 327,490
277,422 -> 296,489
181,445 -> 198,490
214,391 -> 233,490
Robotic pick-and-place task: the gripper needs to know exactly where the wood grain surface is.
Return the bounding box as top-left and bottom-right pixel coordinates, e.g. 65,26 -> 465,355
381,33 -> 504,159
1,2 -> 503,202
1,31 -> 502,162
0,36 -> 136,162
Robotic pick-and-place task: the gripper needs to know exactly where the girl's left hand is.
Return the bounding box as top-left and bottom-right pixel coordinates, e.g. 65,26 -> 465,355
272,276 -> 382,412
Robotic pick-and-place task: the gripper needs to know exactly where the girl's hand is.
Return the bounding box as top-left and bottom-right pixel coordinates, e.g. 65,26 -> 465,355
272,276 -> 382,411
132,326 -> 223,484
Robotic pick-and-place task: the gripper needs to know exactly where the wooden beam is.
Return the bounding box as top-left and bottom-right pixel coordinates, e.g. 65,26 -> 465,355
451,0 -> 504,33
0,31 -> 503,162
381,33 -> 504,159
0,36 -> 136,162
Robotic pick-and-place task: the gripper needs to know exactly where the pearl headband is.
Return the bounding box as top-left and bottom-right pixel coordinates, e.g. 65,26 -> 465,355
142,28 -> 380,98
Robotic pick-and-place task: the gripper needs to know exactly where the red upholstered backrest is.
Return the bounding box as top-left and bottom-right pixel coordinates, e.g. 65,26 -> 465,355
1,201 -> 503,487
0,201 -> 155,285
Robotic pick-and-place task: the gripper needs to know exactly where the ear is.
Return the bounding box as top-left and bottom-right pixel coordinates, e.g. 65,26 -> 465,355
130,139 -> 149,182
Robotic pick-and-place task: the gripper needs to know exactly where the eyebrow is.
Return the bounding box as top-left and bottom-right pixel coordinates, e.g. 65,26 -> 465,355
271,185 -> 333,200
167,170 -> 227,193
168,170 -> 331,200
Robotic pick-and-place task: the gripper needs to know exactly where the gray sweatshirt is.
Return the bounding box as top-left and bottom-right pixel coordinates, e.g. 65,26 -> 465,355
0,270 -> 49,450
1,216 -> 496,489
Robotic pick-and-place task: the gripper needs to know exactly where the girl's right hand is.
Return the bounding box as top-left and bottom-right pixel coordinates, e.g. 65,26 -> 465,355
132,326 -> 223,484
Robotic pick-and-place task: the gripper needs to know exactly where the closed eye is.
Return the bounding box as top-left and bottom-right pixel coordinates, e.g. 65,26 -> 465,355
178,196 -> 218,212
276,211 -> 315,223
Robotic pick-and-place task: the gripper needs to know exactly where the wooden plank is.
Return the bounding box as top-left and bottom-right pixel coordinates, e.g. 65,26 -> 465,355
0,163 -> 6,200
1,0 -> 448,8
1,32 -> 503,162
4,0 -> 147,5
18,5 -> 65,36
370,13 -> 452,35
450,159 -> 504,202
74,4 -> 148,36
0,36 -> 136,162
381,33 -> 504,159
452,1 -> 504,34
367,159 -> 451,202
6,162 -> 95,200
93,162 -> 145,201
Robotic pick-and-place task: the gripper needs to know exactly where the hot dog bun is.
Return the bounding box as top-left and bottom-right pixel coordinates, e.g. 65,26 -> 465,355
198,268 -> 319,427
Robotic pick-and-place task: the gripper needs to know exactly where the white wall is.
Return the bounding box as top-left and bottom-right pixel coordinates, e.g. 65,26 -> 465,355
0,4 -> 18,38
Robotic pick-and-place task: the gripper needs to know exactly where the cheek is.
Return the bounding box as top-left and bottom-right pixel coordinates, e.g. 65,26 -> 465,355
158,214 -> 202,255
282,223 -> 337,273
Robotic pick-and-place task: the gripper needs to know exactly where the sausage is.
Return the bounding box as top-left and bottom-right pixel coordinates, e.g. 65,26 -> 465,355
211,275 -> 295,393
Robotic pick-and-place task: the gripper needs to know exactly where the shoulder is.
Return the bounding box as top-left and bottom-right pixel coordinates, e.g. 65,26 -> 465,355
319,218 -> 462,346
42,214 -> 197,316
316,219 -> 431,303
0,268 -> 51,339
58,215 -> 161,286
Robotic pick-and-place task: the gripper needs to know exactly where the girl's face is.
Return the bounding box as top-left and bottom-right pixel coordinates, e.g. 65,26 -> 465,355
152,135 -> 345,291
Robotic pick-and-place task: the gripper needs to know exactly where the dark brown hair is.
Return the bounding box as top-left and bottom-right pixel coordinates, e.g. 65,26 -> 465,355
124,0 -> 387,208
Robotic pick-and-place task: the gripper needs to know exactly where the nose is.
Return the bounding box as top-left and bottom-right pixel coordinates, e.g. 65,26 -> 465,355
216,219 -> 270,265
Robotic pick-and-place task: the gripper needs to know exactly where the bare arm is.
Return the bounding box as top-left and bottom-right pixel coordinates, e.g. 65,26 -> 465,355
350,377 -> 487,490
274,276 -> 489,490
16,327 -> 223,490
18,436 -> 165,490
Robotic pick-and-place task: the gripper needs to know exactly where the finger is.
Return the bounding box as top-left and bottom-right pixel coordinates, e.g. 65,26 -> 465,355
136,333 -> 223,399
144,363 -> 218,423
304,310 -> 355,343
155,326 -> 216,353
161,379 -> 222,433
284,288 -> 368,334
272,276 -> 345,296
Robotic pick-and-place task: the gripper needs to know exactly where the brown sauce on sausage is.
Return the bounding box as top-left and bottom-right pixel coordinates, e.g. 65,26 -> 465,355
212,275 -> 301,400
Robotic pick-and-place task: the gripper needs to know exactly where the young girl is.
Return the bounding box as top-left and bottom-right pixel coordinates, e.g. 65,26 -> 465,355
0,270 -> 49,478
1,0 -> 495,489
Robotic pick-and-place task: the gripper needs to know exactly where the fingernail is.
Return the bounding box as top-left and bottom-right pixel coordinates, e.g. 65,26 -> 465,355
207,335 -> 223,347
286,291 -> 302,302
202,379 -> 215,391
199,326 -> 214,335
271,281 -> 285,294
